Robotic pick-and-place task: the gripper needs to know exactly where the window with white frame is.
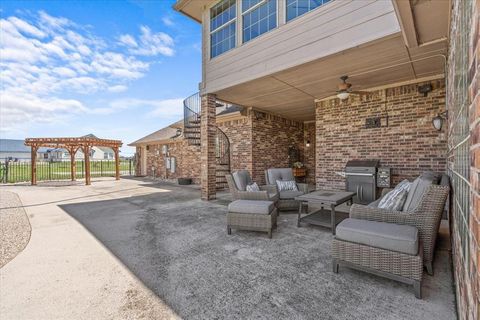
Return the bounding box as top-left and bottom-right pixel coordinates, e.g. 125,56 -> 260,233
286,0 -> 330,22
242,0 -> 277,43
210,0 -> 236,58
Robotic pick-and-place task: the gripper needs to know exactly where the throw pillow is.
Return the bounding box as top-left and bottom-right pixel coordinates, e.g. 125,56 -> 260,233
378,189 -> 408,211
276,180 -> 298,192
246,182 -> 260,192
377,179 -> 411,211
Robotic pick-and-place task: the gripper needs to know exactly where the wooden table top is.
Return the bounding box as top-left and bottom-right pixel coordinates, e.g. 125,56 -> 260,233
295,190 -> 356,205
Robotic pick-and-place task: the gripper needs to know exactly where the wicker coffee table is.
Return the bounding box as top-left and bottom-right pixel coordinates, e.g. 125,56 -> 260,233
295,190 -> 355,235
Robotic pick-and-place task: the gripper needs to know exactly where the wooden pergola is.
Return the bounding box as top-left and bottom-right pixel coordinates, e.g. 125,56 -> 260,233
24,137 -> 123,186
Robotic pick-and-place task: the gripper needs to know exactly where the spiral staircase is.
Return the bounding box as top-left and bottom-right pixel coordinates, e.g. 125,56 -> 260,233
183,92 -> 230,190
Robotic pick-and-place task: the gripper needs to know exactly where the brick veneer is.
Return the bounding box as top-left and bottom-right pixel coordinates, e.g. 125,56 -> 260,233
315,80 -> 447,190
217,114 -> 253,174
143,141 -> 201,183
448,1 -> 480,319
201,94 -> 217,200
251,110 -> 304,184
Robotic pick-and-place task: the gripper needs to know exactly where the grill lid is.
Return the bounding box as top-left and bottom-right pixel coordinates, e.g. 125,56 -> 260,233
345,159 -> 379,173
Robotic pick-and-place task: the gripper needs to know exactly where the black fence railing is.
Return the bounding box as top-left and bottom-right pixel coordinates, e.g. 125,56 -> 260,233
0,159 -> 134,183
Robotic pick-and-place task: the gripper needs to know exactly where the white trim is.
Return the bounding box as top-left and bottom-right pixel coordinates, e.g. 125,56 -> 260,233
241,0 -> 279,44
242,0 -> 267,15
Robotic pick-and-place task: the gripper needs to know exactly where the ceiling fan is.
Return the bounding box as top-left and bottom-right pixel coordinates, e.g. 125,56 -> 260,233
335,75 -> 369,100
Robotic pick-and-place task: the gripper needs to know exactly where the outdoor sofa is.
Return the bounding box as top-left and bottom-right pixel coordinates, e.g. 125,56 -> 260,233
332,172 -> 450,298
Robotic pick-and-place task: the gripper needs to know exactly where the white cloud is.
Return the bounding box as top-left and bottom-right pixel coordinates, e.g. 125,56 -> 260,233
108,85 -> 128,93
118,34 -> 137,47
0,11 -> 177,134
118,26 -> 174,57
162,16 -> 175,27
0,91 -> 87,132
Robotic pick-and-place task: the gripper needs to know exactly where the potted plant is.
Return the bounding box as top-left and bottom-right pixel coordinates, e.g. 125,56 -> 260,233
292,162 -> 306,177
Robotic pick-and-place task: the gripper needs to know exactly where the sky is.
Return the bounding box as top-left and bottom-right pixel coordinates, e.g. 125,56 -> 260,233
0,0 -> 202,156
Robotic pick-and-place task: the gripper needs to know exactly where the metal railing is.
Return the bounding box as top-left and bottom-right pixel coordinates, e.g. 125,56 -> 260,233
183,92 -> 231,189
0,159 -> 134,183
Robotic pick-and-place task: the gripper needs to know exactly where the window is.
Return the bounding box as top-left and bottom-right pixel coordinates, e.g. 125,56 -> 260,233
210,0 -> 236,58
286,0 -> 330,22
242,0 -> 276,43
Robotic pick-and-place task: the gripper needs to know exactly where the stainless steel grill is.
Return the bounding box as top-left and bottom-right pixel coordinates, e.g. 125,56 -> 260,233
345,160 -> 379,204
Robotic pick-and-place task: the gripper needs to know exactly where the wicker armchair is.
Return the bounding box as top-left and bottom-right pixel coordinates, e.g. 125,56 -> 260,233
349,183 -> 449,275
226,171 -> 279,203
265,168 -> 309,211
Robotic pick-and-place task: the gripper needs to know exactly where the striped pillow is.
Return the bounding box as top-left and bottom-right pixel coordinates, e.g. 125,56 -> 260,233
276,180 -> 298,192
246,182 -> 260,192
378,188 -> 408,211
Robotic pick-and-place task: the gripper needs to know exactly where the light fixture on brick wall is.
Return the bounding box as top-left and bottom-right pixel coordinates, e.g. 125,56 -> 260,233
306,140 -> 311,147
432,111 -> 448,131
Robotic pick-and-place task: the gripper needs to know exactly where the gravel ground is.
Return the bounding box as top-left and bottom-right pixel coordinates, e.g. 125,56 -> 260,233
0,190 -> 31,268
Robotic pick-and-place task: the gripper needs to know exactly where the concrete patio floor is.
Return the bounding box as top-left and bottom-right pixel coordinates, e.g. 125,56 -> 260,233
0,178 -> 456,319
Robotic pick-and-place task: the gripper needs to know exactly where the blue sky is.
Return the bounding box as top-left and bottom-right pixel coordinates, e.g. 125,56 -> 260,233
0,0 -> 202,155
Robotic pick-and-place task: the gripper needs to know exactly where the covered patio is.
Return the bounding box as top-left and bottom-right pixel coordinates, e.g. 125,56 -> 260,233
0,178 -> 456,319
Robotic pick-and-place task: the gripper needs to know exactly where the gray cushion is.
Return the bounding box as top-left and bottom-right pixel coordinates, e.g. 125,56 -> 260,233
228,200 -> 274,215
279,190 -> 304,200
266,168 -> 294,185
420,171 -> 442,184
403,174 -> 435,212
232,170 -> 252,191
336,218 -> 419,255
367,198 -> 381,207
268,192 -> 279,202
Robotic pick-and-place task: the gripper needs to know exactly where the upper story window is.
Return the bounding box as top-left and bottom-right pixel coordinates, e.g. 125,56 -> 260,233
286,0 -> 330,22
210,0 -> 237,58
242,0 -> 277,43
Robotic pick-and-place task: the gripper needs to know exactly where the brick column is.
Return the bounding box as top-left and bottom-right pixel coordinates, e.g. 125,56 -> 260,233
200,93 -> 217,200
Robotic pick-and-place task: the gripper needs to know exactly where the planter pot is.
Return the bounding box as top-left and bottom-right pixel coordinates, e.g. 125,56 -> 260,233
178,178 -> 192,185
292,168 -> 306,177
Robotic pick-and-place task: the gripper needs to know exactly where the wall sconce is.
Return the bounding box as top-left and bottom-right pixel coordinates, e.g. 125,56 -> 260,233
432,111 -> 448,131
306,140 -> 311,148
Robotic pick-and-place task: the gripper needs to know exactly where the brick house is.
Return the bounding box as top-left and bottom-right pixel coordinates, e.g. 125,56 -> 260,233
167,0 -> 477,318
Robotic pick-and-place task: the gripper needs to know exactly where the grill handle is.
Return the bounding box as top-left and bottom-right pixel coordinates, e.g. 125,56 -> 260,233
345,172 -> 375,177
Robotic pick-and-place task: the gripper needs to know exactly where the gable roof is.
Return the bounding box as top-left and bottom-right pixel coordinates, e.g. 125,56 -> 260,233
128,120 -> 183,146
128,105 -> 243,146
0,139 -> 49,153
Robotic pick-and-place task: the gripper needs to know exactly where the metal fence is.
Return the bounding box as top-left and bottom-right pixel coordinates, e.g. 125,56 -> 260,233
0,159 -> 134,183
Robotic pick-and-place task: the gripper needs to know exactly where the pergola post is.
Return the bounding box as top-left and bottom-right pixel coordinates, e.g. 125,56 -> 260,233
83,145 -> 91,185
31,145 -> 38,185
114,147 -> 120,180
69,147 -> 77,181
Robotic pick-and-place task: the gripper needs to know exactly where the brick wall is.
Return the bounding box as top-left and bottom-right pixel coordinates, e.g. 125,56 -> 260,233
217,115 -> 253,174
447,0 -> 480,319
145,141 -> 201,183
251,110 -> 304,184
316,80 -> 447,190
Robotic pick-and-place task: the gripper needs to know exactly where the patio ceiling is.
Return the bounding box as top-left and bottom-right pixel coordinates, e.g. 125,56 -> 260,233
214,33 -> 447,122
211,0 -> 449,122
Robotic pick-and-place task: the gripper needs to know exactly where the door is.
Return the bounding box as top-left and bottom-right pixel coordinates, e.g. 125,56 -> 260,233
346,174 -> 375,205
